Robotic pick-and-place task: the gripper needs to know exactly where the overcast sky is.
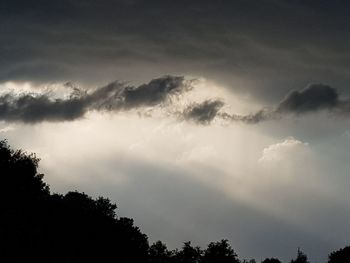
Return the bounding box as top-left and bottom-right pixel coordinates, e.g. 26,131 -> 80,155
1,1 -> 350,262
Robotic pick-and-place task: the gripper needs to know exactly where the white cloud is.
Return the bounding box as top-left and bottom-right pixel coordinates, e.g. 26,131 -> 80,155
0,125 -> 15,133
259,137 -> 309,163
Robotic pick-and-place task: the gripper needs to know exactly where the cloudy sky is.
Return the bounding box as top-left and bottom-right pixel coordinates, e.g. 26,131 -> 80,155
1,0 -> 350,261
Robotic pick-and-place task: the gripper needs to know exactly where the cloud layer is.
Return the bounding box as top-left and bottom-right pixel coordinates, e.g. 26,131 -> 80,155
1,0 -> 350,103
220,84 -> 350,124
0,76 -> 190,123
276,84 -> 339,113
0,77 -> 349,124
183,100 -> 224,125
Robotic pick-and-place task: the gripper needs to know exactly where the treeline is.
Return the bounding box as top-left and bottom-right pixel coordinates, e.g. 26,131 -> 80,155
0,140 -> 348,263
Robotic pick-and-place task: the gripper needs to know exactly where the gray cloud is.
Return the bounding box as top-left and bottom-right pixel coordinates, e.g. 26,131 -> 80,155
0,75 -> 189,123
183,100 -> 224,125
91,76 -> 189,110
219,84 -> 350,124
276,84 -> 340,113
1,0 -> 350,102
1,78 -> 348,125
0,93 -> 87,123
219,109 -> 275,124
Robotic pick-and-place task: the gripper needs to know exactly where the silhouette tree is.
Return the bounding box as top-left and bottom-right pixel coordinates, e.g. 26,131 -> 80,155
175,241 -> 203,263
0,140 -> 149,263
261,258 -> 282,263
0,140 -> 50,261
148,241 -> 174,263
0,140 -> 49,200
202,239 -> 240,263
328,246 -> 350,263
290,249 -> 309,263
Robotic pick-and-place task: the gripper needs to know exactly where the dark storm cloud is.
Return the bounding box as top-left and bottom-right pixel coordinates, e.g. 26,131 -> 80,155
1,0 -> 350,102
103,76 -> 188,110
219,109 -> 274,124
272,84 -> 350,118
276,84 -> 339,113
0,93 -> 86,123
1,0 -> 350,123
0,76 -> 189,123
1,77 -> 348,124
87,75 -> 189,111
184,100 -> 224,125
218,84 -> 350,124
180,84 -> 349,125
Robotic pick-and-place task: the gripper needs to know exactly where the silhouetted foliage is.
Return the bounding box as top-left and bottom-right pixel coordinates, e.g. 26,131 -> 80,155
203,239 -> 240,263
0,140 -> 349,263
0,140 -> 49,200
148,241 -> 174,263
290,249 -> 309,263
0,140 -> 148,262
328,246 -> 350,263
175,241 -> 203,263
262,258 -> 282,263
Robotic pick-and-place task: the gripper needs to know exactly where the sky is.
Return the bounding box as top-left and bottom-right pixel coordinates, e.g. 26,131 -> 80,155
1,0 -> 350,262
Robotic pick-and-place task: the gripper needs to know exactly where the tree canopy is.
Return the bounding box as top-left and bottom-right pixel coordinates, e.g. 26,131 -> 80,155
328,246 -> 350,263
262,258 -> 282,263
